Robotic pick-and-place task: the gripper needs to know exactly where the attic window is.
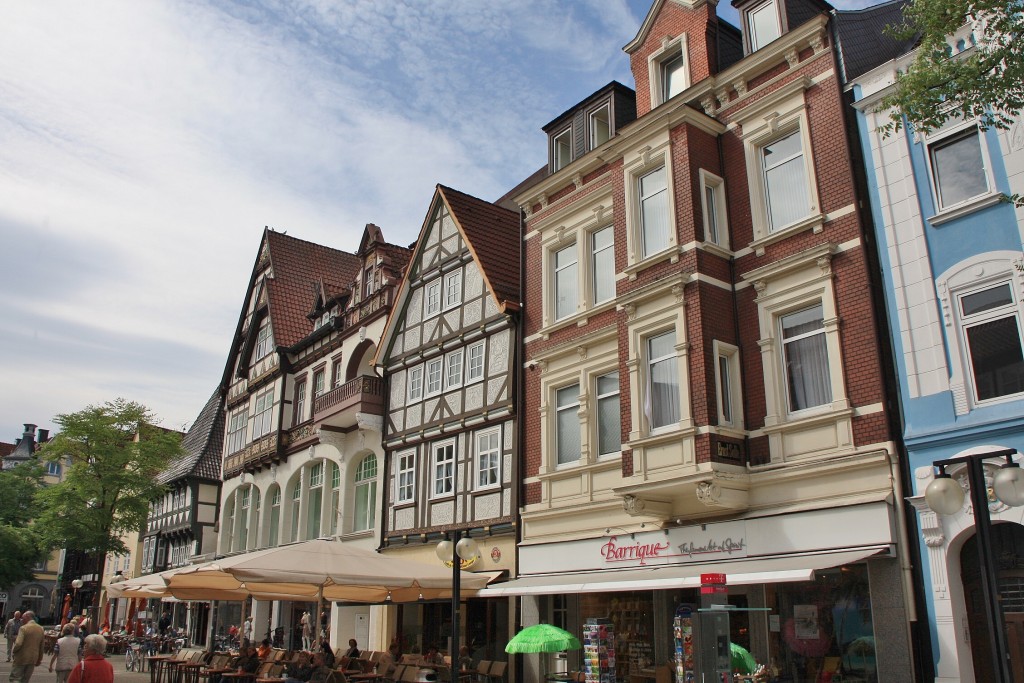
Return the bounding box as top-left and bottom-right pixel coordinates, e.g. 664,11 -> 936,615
552,128 -> 573,172
648,35 -> 689,107
315,310 -> 333,330
364,265 -> 375,298
747,0 -> 781,52
589,105 -> 611,149
254,321 -> 274,360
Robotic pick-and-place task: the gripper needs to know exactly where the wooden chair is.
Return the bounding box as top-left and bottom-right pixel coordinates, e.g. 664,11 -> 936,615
484,662 -> 506,683
472,661 -> 492,683
385,665 -> 407,683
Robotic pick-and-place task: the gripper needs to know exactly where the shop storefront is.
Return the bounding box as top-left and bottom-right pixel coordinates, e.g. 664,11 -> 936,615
484,502 -> 912,683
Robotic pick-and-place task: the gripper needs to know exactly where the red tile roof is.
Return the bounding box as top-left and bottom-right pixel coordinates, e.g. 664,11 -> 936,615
438,185 -> 522,310
0,442 -> 14,459
264,230 -> 362,347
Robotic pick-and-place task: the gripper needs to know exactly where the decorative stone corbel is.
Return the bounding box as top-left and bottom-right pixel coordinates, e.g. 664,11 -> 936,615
620,303 -> 637,321
816,254 -> 832,276
715,89 -> 730,110
785,48 -> 799,68
639,146 -> 652,167
752,280 -> 767,295
732,79 -> 747,97
539,193 -> 549,210
810,30 -> 826,53
593,204 -> 607,224
700,95 -> 716,116
573,173 -> 583,190
576,345 -> 588,361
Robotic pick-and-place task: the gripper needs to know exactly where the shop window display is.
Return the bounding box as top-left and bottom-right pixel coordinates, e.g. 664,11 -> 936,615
766,565 -> 875,682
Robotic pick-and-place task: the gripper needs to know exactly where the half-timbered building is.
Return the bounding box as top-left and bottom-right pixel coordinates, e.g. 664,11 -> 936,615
376,185 -> 519,657
217,225 -> 409,649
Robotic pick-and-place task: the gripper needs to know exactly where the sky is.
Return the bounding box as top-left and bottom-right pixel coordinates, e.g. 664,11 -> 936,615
0,0 -> 875,442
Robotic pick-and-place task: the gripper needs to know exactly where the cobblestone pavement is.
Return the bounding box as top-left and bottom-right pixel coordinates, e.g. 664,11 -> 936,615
1,636 -> 152,683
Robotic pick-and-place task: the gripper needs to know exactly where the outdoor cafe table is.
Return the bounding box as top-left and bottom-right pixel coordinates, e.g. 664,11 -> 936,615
148,655 -> 177,683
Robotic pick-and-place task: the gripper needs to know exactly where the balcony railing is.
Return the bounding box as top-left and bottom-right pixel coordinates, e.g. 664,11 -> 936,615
314,375 -> 385,428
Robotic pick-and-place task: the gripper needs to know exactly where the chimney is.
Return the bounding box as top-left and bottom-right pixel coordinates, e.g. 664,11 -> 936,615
37,428 -> 49,444
21,424 -> 36,449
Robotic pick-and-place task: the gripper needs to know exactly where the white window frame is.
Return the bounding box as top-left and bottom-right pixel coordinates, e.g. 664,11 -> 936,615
623,138 -> 677,270
956,279 -> 1024,405
554,242 -> 579,321
555,383 -> 581,466
313,369 -> 325,397
595,371 -> 621,458
552,127 -> 573,172
396,450 -> 416,504
779,303 -> 833,414
647,35 -> 690,107
591,226 -> 615,305
251,387 -> 275,438
645,330 -> 681,433
424,279 -> 441,318
475,428 -> 501,490
254,321 -> 274,361
446,349 -> 464,389
226,409 -> 248,454
924,120 -> 996,218
466,341 -> 486,383
739,88 -> 821,249
432,440 -> 455,498
332,359 -> 343,388
443,270 -> 462,309
747,0 -> 782,52
639,165 -> 670,258
713,341 -> 743,428
425,358 -> 443,396
699,169 -> 728,248
294,380 -> 307,426
353,455 -> 377,532
589,104 -> 611,150
408,365 -> 424,402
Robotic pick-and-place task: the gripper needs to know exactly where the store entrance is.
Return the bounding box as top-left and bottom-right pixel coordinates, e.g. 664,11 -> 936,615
960,523 -> 1024,683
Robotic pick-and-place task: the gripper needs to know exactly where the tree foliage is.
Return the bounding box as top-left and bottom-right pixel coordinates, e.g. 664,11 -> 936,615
34,399 -> 182,558
879,0 -> 1024,135
0,462 -> 46,588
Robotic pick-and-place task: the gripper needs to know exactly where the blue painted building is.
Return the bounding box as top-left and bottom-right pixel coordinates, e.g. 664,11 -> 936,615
839,4 -> 1024,681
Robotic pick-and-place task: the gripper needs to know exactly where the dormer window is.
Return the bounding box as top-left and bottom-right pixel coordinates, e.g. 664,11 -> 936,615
364,266 -> 375,298
747,0 -> 781,52
254,321 -> 274,360
552,128 -> 573,172
315,310 -> 333,330
648,36 -> 689,107
589,105 -> 610,149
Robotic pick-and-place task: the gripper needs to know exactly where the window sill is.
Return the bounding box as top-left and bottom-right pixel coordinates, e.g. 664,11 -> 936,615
762,403 -> 852,434
928,192 -> 1003,226
748,213 -> 824,256
537,299 -> 619,340
623,244 -> 685,281
625,424 -> 697,449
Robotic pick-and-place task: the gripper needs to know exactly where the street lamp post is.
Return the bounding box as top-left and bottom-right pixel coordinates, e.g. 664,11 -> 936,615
435,533 -> 481,662
71,579 -> 84,619
109,571 -> 126,628
924,448 -> 1024,683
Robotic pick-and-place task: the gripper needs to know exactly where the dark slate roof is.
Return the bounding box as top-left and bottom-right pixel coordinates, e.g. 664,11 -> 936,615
835,0 -> 919,81
438,185 -> 522,310
156,389 -> 224,484
264,231 -> 362,348
495,166 -> 547,212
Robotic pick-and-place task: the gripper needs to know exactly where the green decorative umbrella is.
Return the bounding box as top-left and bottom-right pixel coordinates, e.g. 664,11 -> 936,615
730,643 -> 757,674
505,624 -> 582,654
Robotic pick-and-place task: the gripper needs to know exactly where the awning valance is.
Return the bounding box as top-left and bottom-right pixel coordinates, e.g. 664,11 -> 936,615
477,546 -> 890,596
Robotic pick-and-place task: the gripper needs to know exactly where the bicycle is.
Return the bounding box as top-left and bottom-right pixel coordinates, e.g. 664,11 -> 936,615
125,639 -> 146,672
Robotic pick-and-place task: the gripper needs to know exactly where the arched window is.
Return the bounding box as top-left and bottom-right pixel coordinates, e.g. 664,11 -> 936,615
267,485 -> 281,548
239,487 -> 251,549
224,496 -> 236,553
353,455 -> 378,532
307,461 -> 324,539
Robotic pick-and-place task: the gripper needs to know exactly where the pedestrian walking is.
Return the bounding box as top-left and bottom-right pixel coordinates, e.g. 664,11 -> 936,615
48,625 -> 80,683
5,611 -> 22,662
10,610 -> 44,683
66,635 -> 112,683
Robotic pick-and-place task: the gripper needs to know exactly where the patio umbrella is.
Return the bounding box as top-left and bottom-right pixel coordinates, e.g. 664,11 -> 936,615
505,624 -> 581,654
729,643 -> 757,674
167,538 -> 497,603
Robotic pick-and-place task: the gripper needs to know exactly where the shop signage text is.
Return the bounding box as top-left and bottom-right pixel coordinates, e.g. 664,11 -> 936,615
600,530 -> 747,566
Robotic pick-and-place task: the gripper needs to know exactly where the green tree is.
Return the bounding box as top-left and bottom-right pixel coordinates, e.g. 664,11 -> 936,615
879,0 -> 1024,136
0,462 -> 46,588
34,400 -> 182,597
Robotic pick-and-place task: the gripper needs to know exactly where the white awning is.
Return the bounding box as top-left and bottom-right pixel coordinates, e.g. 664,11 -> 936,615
477,546 -> 890,596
